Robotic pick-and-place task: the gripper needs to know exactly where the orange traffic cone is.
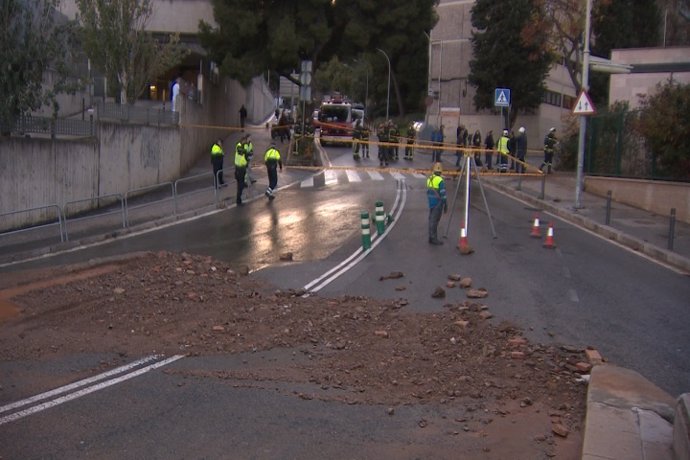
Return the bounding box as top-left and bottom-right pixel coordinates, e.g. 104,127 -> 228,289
543,222 -> 556,249
530,214 -> 541,238
457,226 -> 474,255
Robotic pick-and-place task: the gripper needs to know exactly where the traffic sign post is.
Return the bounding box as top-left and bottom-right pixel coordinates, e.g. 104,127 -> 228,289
494,88 -> 510,107
573,91 -> 596,115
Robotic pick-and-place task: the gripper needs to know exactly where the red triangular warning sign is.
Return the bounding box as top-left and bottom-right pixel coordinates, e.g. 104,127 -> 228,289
573,91 -> 596,115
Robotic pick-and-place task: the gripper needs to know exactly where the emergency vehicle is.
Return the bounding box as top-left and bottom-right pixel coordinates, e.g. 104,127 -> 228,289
317,94 -> 353,146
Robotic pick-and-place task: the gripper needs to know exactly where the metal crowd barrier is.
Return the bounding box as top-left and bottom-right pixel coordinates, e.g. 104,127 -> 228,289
0,205 -> 64,245
63,194 -> 126,241
124,182 -> 175,226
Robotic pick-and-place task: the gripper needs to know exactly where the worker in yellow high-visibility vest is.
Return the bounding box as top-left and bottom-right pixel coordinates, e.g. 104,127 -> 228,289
263,142 -> 283,201
496,129 -> 511,173
426,162 -> 447,245
210,139 -> 226,188
234,135 -> 248,206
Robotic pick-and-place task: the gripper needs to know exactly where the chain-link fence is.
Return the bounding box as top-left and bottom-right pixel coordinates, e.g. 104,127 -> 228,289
560,109 -> 689,182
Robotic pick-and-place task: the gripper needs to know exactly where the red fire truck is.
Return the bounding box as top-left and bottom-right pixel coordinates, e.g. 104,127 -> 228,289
316,94 -> 354,146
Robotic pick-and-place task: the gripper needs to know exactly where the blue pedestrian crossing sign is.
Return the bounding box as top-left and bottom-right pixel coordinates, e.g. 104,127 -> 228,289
494,88 -> 511,107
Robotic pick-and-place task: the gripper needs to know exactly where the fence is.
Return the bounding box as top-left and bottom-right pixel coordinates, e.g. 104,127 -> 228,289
0,172 -> 236,258
1,101 -> 178,139
585,109 -> 689,182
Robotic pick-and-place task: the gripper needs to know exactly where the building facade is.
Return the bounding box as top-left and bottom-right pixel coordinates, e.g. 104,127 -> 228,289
426,0 -> 578,147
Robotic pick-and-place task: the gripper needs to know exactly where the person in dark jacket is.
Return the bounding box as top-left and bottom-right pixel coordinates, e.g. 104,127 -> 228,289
472,129 -> 482,167
484,130 -> 495,170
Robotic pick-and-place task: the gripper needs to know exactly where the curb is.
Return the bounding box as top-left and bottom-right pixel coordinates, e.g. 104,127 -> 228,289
485,180 -> 690,274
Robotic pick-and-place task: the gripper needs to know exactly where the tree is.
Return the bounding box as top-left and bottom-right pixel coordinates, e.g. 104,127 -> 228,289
544,0 -> 661,106
469,0 -> 553,127
637,80 -> 690,179
199,0 -> 438,117
0,0 -> 76,131
75,0 -> 188,105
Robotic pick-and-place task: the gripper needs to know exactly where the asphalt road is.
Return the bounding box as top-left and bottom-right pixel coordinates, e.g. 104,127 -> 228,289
1,143 -> 688,459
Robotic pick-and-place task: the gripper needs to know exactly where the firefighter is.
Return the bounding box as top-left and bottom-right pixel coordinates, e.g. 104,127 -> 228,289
427,162 -> 447,245
243,135 -> 257,184
389,120 -> 400,161
361,121 -> 370,158
404,122 -> 416,160
352,119 -> 363,161
540,127 -> 557,173
377,122 -> 390,167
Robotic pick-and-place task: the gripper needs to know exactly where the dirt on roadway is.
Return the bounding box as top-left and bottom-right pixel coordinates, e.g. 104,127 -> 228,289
0,251 -> 592,459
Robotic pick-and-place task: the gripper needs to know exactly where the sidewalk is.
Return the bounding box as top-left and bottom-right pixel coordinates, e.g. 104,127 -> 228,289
480,171 -> 690,273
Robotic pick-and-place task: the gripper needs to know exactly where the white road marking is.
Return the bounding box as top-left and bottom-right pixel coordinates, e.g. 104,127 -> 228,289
368,171 -> 385,181
0,355 -> 160,415
324,170 -> 339,185
568,289 -> 580,303
391,172 -> 406,181
304,180 -> 407,294
300,177 -> 314,188
0,355 -> 184,426
345,170 -> 362,182
412,173 -> 426,179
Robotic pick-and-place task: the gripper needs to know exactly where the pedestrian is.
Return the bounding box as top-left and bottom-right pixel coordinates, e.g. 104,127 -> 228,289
239,104 -> 247,130
540,127 -> 558,173
234,136 -> 248,206
389,120 -> 400,160
427,162 -> 448,245
516,126 -> 527,173
484,130 -> 494,170
210,138 -> 226,188
472,129 -> 482,167
455,125 -> 465,167
264,142 -> 282,201
171,77 -> 180,112
432,125 -> 444,163
243,135 -> 257,184
496,129 -> 510,172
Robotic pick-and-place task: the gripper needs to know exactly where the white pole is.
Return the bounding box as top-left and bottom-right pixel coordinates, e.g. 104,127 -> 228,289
575,0 -> 592,209
464,154 -> 471,232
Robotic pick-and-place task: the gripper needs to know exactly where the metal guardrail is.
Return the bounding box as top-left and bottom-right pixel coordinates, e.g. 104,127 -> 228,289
2,115 -> 94,138
0,205 -> 64,244
63,194 -> 126,241
95,101 -> 179,126
124,182 -> 175,227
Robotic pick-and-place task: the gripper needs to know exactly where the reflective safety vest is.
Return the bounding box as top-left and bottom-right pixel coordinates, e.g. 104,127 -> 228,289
426,174 -> 446,208
235,142 -> 247,167
211,142 -> 223,157
496,135 -> 510,154
264,147 -> 281,162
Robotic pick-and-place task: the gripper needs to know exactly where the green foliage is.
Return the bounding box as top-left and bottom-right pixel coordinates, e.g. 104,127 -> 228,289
637,80 -> 690,180
0,0 -> 76,129
589,0 -> 661,106
200,0 -> 438,116
469,0 -> 553,127
76,0 -> 188,105
314,57 -> 356,97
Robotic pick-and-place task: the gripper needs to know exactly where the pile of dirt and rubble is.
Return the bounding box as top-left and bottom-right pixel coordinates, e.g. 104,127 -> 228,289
0,251 -> 597,458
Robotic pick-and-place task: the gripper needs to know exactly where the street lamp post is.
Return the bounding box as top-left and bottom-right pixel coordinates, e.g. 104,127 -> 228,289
376,48 -> 391,120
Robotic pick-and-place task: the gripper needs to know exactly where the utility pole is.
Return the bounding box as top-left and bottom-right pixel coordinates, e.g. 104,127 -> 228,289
575,0 -> 592,209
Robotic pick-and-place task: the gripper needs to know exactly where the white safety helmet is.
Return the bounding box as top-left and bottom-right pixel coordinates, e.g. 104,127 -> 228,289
550,127 -> 556,133
503,129 -> 509,136
518,126 -> 526,134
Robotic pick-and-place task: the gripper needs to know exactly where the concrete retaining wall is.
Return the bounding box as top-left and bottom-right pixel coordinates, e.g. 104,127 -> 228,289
585,176 -> 690,225
0,75 -> 273,232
